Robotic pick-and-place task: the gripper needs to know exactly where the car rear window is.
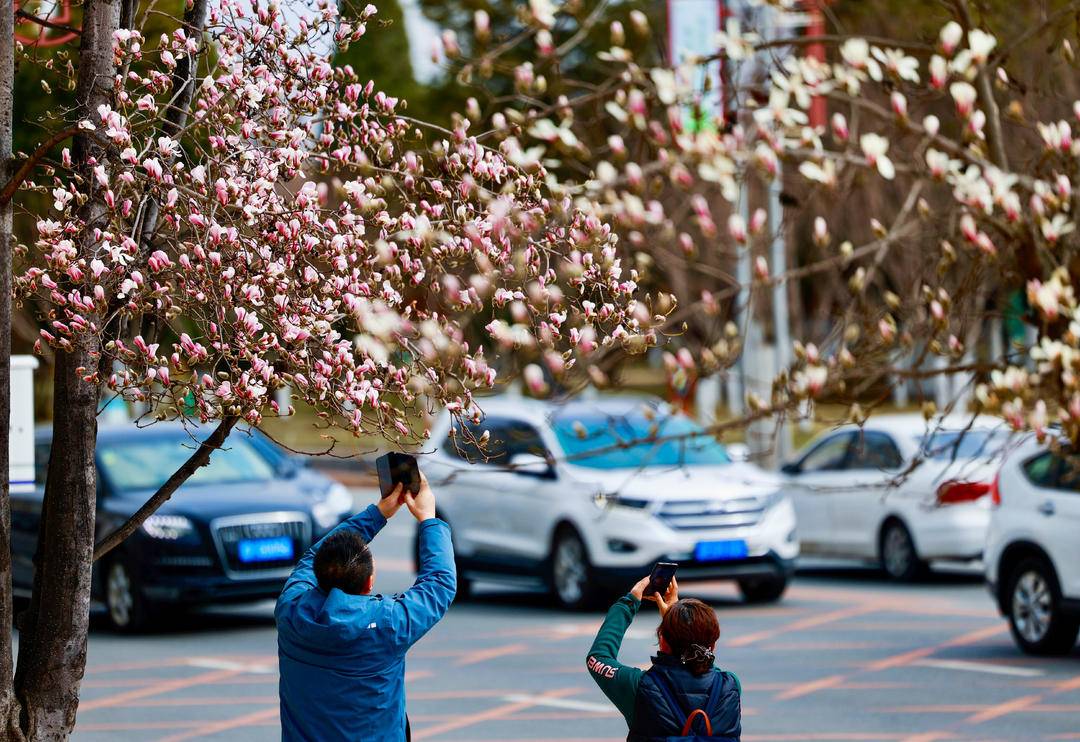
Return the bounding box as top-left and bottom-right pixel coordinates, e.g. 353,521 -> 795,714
918,429 -> 1009,461
552,410 -> 729,469
99,434 -> 275,491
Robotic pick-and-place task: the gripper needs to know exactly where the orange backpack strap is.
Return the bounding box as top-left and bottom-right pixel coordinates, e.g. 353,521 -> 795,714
681,708 -> 712,737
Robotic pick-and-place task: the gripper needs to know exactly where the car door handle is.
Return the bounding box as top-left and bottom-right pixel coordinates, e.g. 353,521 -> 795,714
1038,500 -> 1056,517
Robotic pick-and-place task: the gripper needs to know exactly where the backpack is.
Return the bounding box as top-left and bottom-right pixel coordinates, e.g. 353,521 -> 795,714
635,669 -> 739,741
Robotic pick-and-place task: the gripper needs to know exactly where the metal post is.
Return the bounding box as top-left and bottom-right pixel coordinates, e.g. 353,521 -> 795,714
732,189 -> 753,420
768,169 -> 791,463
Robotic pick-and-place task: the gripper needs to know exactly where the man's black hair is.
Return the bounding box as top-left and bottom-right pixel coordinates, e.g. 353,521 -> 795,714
314,530 -> 373,595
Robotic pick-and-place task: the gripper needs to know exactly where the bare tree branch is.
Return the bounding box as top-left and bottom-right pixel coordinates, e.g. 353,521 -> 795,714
93,415 -> 239,562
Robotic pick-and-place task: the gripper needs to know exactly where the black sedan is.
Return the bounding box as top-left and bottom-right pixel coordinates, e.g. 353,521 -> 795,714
15,423 -> 354,630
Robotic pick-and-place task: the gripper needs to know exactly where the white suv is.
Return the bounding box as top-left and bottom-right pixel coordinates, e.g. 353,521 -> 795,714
423,395 -> 798,609
985,435 -> 1080,655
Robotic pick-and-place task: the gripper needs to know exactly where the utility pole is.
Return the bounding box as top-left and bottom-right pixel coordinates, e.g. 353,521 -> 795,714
768,171 -> 792,463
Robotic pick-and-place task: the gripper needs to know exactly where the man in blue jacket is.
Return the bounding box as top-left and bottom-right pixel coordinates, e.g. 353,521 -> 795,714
276,472 -> 455,741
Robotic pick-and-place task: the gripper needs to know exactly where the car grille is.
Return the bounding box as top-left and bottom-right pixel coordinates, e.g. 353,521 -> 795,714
656,497 -> 766,530
210,512 -> 311,579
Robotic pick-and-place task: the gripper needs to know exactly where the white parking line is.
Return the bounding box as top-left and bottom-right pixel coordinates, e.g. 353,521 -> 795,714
500,694 -> 614,713
914,659 -> 1044,677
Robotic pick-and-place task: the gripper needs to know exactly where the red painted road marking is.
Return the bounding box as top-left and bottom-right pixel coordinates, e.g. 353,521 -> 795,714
453,642 -> 529,667
412,687 -> 581,740
157,706 -> 280,742
775,622 -> 1006,701
865,623 -> 1006,672
727,604 -> 879,647
79,668 -> 242,712
775,673 -> 847,701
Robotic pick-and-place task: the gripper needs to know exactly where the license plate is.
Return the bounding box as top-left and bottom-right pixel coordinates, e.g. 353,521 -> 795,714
238,536 -> 294,563
695,539 -> 748,562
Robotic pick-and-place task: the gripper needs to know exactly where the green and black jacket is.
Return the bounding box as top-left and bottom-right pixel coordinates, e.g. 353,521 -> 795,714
585,594 -> 742,728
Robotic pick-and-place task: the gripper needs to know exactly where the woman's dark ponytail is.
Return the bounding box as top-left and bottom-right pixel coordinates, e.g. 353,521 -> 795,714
658,598 -> 720,675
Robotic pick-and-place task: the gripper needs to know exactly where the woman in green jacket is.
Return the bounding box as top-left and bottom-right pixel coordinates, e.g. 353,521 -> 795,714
586,577 -> 742,741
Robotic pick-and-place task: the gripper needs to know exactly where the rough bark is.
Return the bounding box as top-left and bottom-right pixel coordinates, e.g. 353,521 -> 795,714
0,0 -> 24,737
11,0 -> 120,737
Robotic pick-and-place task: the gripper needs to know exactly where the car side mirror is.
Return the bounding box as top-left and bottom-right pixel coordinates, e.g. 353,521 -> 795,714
277,456 -> 305,479
508,453 -> 556,480
780,462 -> 801,475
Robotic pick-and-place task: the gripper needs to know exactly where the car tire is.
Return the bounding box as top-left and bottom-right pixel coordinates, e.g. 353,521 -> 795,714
104,558 -> 153,632
454,569 -> 473,602
1005,557 -> 1080,656
548,526 -> 594,611
738,576 -> 789,604
879,520 -> 926,582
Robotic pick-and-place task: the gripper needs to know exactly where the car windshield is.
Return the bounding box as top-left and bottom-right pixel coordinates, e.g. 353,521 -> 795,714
98,433 -> 276,491
552,409 -> 730,469
918,429 -> 1010,461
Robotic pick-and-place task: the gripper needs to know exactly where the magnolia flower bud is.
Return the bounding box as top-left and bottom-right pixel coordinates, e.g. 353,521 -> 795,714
929,55 -> 947,89
610,20 -> 625,47
890,91 -> 908,119
441,29 -> 460,59
939,21 -> 963,55
749,208 -> 767,235
813,216 -> 829,247
727,214 -> 747,244
923,115 -> 940,137
474,10 -> 490,42
754,256 -> 769,280
830,113 -> 848,141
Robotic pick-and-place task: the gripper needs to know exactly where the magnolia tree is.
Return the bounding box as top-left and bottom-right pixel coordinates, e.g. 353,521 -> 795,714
436,0 -> 1080,446
3,0 -> 642,737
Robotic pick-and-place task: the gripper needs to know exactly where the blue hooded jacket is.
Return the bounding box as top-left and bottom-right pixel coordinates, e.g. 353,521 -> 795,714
276,505 -> 456,742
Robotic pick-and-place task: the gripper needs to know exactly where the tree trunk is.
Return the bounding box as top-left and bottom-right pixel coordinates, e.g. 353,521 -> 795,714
11,0 -> 120,736
0,0 -> 23,736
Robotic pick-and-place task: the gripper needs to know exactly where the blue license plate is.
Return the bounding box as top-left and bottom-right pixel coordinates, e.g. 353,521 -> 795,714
695,539 -> 748,562
238,536 -> 294,563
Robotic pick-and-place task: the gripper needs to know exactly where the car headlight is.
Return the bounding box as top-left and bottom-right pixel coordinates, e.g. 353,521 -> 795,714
592,492 -> 651,511
142,514 -> 197,541
313,483 -> 353,529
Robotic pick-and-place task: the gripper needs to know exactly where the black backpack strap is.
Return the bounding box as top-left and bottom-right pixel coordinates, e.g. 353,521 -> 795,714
704,671 -> 726,716
648,671 -> 689,729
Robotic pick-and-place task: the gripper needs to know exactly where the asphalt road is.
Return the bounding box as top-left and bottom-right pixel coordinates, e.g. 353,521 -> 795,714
66,492 -> 1080,742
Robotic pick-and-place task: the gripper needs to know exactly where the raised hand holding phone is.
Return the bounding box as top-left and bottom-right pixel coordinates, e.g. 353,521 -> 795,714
375,452 -> 421,499
643,562 -> 678,598
402,471 -> 436,523
650,576 -> 679,617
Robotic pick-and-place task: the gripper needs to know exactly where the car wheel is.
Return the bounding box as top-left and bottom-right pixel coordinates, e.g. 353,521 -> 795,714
738,576 -> 789,604
1006,558 -> 1080,656
105,558 -> 152,632
879,520 -> 926,581
451,559 -> 473,602
549,527 -> 593,611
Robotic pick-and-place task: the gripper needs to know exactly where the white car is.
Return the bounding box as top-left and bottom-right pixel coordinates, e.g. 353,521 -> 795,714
985,435 -> 1080,655
782,415 -> 1010,580
424,396 -> 798,609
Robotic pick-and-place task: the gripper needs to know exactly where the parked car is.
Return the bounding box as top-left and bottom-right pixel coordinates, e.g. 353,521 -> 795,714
425,396 -> 798,609
15,423 -> 354,630
781,415 -> 1011,580
985,435 -> 1080,655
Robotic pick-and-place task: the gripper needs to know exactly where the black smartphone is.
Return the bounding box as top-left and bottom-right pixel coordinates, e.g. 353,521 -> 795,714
375,452 -> 421,499
644,562 -> 678,597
